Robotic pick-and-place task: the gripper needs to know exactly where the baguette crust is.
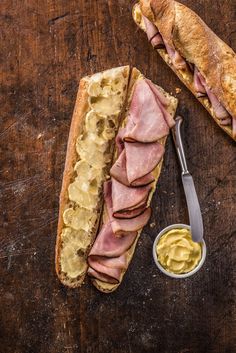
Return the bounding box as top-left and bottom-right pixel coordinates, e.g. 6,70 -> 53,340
56,79 -> 90,288
135,0 -> 236,141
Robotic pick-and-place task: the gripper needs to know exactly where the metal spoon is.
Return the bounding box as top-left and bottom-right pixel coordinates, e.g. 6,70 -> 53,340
172,116 -> 204,243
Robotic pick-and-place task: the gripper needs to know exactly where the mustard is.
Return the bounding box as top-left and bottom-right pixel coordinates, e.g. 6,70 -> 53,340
156,228 -> 202,274
60,67 -> 128,279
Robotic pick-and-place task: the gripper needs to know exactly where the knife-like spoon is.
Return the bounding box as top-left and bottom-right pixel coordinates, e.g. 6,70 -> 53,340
172,116 -> 204,243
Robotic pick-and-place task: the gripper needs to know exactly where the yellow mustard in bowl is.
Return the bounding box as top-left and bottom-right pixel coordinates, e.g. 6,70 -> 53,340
156,228 -> 202,274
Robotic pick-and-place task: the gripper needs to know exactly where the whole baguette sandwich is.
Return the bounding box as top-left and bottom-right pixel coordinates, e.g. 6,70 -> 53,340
56,66 -> 178,292
133,0 -> 236,141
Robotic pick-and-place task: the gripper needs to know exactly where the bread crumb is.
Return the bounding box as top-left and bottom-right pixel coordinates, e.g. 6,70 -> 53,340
150,222 -> 156,229
37,133 -> 42,139
175,87 -> 181,94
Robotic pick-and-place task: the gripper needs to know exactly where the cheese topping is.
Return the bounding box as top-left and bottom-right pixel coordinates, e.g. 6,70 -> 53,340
60,67 -> 128,280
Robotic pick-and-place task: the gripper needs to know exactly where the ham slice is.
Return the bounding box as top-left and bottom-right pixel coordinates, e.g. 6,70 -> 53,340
143,14 -> 187,70
109,208 -> 151,236
131,173 -> 155,187
164,40 -> 188,70
220,118 -> 232,126
125,141 -> 164,185
146,79 -> 175,128
87,254 -> 126,284
114,204 -> 147,219
87,268 -> 119,284
104,181 -> 152,236
115,128 -> 125,156
110,150 -> 155,187
89,222 -> 137,258
151,34 -> 165,49
88,253 -> 127,284
123,80 -> 169,142
89,254 -> 127,270
143,16 -> 164,49
110,150 -> 129,186
112,178 -> 151,218
198,72 -> 230,120
205,88 -> 230,120
193,66 -> 206,97
145,79 -> 169,107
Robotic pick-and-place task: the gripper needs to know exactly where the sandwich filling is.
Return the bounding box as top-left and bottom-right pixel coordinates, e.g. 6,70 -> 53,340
87,78 -> 175,285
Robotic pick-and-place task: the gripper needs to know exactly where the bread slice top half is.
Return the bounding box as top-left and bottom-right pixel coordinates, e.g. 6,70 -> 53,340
56,66 -> 131,288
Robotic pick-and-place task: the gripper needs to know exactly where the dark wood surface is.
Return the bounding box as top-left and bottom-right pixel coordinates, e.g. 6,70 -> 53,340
0,1 -> 235,352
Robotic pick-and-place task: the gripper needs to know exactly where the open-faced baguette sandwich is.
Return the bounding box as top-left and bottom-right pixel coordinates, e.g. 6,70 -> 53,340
56,66 -> 178,293
133,0 -> 236,141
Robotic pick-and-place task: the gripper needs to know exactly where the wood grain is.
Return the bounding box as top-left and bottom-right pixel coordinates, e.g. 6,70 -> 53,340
0,1 -> 235,352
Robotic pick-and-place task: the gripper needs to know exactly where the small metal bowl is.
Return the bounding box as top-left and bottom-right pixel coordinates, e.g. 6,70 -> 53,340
153,223 -> 207,279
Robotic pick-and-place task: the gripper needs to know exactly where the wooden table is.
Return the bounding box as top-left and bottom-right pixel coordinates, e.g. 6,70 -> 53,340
0,1 -> 235,352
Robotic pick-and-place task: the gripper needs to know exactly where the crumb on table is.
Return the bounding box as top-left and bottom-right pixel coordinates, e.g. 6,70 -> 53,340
175,87 -> 181,94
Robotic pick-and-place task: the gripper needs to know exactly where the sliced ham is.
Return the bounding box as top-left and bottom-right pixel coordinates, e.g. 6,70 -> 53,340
193,66 -> 206,97
110,150 -> 129,186
110,207 -> 151,236
87,267 -> 119,284
131,173 -> 155,187
123,80 -> 169,143
164,40 -> 188,70
110,149 -> 155,187
151,34 -> 165,49
112,178 -> 151,217
198,72 -> 230,120
89,222 -> 137,258
145,79 -> 169,107
143,16 -> 158,42
104,181 -> 152,236
143,14 -> 187,70
114,204 -> 147,219
220,118 -> 232,126
143,16 -> 164,49
125,141 -> 164,185
89,253 -> 127,271
146,79 -> 175,128
115,128 -> 125,156
88,253 -> 127,284
205,88 -> 230,120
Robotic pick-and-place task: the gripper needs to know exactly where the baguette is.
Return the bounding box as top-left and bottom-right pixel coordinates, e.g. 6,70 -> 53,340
133,0 -> 236,141
56,66 -> 178,292
56,66 -> 131,287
